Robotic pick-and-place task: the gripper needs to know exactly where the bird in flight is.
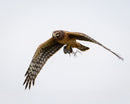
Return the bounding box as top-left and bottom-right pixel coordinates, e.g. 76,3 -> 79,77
23,30 -> 123,89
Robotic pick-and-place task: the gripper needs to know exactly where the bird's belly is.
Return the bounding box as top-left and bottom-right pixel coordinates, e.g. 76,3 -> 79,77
57,37 -> 76,46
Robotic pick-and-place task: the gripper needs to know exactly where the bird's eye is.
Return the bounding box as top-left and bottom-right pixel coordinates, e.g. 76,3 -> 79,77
55,33 -> 60,37
52,31 -> 62,40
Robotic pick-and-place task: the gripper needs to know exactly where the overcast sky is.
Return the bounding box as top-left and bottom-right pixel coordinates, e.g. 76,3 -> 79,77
0,0 -> 130,104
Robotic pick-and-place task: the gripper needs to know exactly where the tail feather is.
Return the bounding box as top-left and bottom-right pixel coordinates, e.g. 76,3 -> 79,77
77,43 -> 90,51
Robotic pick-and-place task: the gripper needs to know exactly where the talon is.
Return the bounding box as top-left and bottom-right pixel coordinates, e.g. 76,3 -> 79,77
63,45 -> 73,54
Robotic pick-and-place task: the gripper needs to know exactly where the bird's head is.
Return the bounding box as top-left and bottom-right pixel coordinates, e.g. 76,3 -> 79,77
52,30 -> 65,40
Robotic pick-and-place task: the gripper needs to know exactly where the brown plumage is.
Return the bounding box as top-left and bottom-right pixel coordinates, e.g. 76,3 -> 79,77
23,30 -> 123,89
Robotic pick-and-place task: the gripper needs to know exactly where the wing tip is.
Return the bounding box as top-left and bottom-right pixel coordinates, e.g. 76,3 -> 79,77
23,76 -> 36,90
118,56 -> 124,61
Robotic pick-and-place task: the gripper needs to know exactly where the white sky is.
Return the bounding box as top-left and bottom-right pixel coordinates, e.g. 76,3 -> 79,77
0,0 -> 130,104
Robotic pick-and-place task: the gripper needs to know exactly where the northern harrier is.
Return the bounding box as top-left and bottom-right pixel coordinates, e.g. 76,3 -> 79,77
23,30 -> 123,89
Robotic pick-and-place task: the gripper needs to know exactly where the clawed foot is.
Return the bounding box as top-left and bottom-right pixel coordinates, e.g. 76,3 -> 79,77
63,45 -> 73,54
63,45 -> 82,56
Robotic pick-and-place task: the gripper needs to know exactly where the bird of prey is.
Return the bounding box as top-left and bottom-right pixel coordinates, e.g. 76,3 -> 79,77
23,30 -> 123,89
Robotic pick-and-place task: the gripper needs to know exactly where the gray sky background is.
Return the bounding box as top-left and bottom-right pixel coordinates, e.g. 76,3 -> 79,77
0,0 -> 130,104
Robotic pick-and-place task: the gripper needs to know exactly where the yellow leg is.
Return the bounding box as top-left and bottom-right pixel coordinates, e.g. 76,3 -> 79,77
63,45 -> 73,54
66,44 -> 71,50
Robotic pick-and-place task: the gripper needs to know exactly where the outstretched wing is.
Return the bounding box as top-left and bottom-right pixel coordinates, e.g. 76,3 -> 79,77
23,37 -> 63,89
68,32 -> 123,60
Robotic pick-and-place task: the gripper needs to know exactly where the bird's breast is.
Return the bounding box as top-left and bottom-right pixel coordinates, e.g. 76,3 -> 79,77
57,35 -> 76,46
